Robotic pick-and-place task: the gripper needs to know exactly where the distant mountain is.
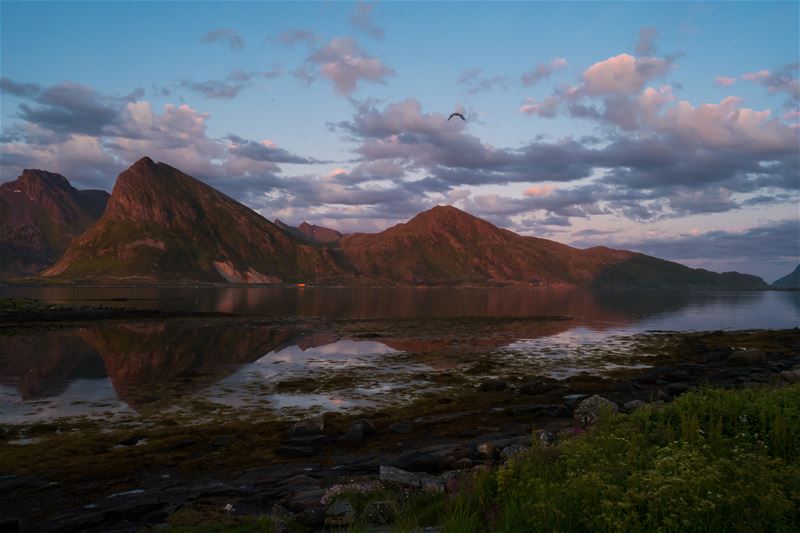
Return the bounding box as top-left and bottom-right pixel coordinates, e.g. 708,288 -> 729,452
35,157 -> 767,289
772,265 -> 800,289
0,169 -> 108,278
44,157 -> 349,283
274,219 -> 343,243
339,205 -> 767,289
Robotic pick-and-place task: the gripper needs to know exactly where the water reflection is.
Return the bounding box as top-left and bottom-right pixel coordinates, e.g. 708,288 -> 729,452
0,288 -> 796,423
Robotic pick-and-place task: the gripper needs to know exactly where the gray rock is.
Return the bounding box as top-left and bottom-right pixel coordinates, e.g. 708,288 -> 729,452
338,423 -> 364,447
325,499 -> 355,527
501,444 -> 527,460
420,474 -> 445,493
287,416 -> 324,439
574,395 -> 619,427
667,383 -> 691,397
779,370 -> 800,383
355,419 -> 377,435
295,505 -> 324,527
728,348 -> 767,365
380,465 -> 420,488
364,500 -> 394,525
535,430 -> 556,447
622,400 -> 646,413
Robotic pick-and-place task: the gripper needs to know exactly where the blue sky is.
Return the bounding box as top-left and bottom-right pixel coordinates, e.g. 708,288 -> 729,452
1,1 -> 798,281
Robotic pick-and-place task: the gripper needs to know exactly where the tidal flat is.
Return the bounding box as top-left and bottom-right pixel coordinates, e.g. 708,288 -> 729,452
1,296 -> 798,531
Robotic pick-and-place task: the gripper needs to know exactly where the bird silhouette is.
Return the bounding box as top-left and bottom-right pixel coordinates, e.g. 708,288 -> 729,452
447,112 -> 466,121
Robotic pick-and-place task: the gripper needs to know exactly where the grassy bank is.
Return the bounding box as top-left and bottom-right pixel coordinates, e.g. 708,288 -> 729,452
428,384 -> 800,532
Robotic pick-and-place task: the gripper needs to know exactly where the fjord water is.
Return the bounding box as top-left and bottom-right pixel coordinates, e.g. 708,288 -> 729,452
1,287 -> 797,424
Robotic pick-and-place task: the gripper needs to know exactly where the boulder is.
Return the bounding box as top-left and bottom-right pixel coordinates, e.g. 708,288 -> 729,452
286,416 -> 324,439
501,444 -> 527,460
574,395 -> 618,427
324,499 -> 355,527
338,424 -> 364,447
380,466 -> 420,488
518,380 -> 555,395
622,400 -> 646,413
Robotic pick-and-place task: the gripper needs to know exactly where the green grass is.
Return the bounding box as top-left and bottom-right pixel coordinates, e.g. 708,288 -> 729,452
429,385 -> 800,532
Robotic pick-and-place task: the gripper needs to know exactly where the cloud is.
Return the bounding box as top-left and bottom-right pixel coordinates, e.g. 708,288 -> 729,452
714,76 -> 736,87
458,69 -> 509,94
0,77 -> 41,98
582,53 -> 671,95
179,79 -> 246,99
519,96 -> 560,117
226,134 -> 322,164
571,218 -> 800,280
275,29 -> 318,46
741,63 -> 800,109
200,28 -> 245,50
306,37 -> 394,95
521,57 -> 567,87
349,2 -> 384,40
635,27 -> 659,56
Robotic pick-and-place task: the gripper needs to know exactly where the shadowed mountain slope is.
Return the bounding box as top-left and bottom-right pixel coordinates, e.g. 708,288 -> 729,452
0,169 -> 108,277
44,157 -> 349,283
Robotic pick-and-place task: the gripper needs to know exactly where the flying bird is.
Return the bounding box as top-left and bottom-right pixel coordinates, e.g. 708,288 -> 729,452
447,112 -> 466,121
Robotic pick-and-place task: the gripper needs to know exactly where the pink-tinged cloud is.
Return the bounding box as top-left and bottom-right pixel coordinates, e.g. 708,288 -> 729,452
523,185 -> 555,197
521,57 -> 568,86
518,96 -> 560,117
742,69 -> 771,82
714,76 -> 736,86
657,96 -> 792,151
308,37 -> 394,95
582,53 -> 671,95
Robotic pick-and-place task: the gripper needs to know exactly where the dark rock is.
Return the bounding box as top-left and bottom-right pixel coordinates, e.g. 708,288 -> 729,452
338,423 -> 364,447
574,395 -> 618,427
458,428 -> 480,438
163,438 -> 196,451
285,434 -> 327,447
518,380 -> 555,395
325,499 -> 355,527
535,430 -> 556,447
454,458 -> 473,470
728,348 -> 767,365
275,445 -> 317,458
295,505 -> 324,527
117,435 -> 142,447
364,500 -> 394,525
622,400 -> 646,413
380,466 -> 420,488
501,444 -> 527,460
286,416 -> 324,439
387,423 -> 411,434
354,419 -> 377,435
479,379 -> 507,391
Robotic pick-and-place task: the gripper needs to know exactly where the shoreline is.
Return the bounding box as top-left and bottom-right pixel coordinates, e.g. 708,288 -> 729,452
1,327 -> 798,531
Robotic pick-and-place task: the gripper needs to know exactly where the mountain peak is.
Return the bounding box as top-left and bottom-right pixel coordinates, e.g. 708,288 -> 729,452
16,169 -> 72,194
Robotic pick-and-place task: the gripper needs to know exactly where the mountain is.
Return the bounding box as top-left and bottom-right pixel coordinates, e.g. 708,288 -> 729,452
36,158 -> 767,289
772,265 -> 800,289
339,205 -> 767,289
44,157 -> 349,283
274,219 -> 343,243
0,169 -> 108,277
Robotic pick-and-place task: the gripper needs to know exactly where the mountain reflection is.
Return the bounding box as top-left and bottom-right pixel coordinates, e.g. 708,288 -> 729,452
0,288 -> 794,421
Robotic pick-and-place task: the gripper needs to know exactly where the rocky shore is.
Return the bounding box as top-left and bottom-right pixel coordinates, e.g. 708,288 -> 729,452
1,328 -> 798,532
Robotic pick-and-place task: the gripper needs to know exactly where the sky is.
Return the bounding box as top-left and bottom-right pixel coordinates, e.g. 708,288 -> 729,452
1,1 -> 798,282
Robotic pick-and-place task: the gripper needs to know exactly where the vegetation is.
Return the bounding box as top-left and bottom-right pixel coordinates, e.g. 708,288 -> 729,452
425,385 -> 800,532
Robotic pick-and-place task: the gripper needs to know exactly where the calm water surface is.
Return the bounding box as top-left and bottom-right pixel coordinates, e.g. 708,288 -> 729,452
1,287 -> 797,424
